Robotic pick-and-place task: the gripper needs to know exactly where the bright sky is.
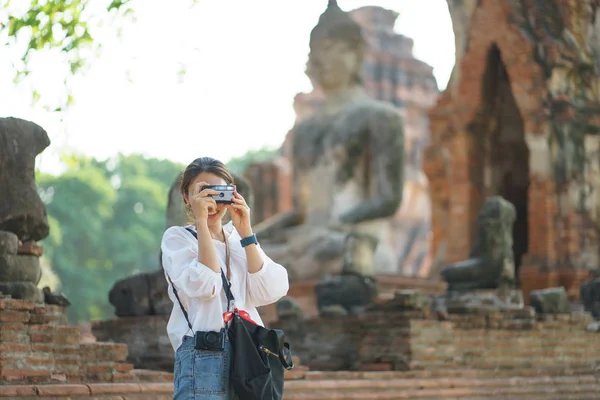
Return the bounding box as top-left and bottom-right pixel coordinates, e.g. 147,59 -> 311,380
0,0 -> 455,175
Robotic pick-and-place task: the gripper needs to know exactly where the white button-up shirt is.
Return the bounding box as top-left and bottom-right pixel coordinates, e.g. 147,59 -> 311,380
161,221 -> 289,351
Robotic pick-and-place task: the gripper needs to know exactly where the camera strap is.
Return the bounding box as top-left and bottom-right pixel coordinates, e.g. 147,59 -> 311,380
165,226 -> 234,333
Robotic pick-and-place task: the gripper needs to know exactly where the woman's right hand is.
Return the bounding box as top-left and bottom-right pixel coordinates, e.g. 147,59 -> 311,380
190,182 -> 220,223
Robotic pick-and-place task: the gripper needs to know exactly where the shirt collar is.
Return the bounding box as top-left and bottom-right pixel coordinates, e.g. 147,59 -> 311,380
223,221 -> 235,237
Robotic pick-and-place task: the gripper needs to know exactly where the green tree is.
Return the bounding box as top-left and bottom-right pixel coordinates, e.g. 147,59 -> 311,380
37,153 -> 184,322
226,146 -> 279,176
1,0 -> 132,82
38,164 -> 117,322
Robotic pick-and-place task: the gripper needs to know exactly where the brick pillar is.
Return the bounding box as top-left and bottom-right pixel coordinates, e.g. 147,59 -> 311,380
446,133 -> 480,262
519,131 -> 597,302
519,178 -> 560,300
422,144 -> 450,270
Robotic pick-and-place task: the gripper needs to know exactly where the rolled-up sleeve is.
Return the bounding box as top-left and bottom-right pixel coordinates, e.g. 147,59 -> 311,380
246,245 -> 289,307
161,227 -> 223,301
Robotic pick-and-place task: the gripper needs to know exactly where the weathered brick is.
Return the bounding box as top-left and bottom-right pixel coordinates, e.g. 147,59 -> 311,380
0,322 -> 26,331
0,310 -> 29,323
35,383 -> 90,396
0,329 -> 28,344
0,343 -> 30,353
0,299 -> 34,311
24,354 -> 54,369
53,325 -> 81,345
80,342 -> 128,363
0,384 -> 37,397
86,363 -> 134,374
31,343 -> 53,352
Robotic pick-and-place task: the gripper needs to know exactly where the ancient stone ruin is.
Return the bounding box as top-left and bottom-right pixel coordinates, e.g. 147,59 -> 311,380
441,196 -> 517,292
270,1 -> 600,397
249,5 -> 438,280
7,0 -> 600,398
424,0 -> 600,302
0,118 -> 50,303
0,117 -> 172,398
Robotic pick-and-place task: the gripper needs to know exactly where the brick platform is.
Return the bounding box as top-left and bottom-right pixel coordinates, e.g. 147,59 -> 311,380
277,308 -> 600,399
92,277 -> 446,372
0,297 -> 173,398
275,308 -> 600,372
7,295 -> 600,399
0,381 -> 172,399
283,371 -> 600,399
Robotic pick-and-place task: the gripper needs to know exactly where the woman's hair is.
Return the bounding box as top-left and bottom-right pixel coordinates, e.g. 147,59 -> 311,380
180,157 -> 235,199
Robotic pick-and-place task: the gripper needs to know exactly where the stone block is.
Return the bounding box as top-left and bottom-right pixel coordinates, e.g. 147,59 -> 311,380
276,296 -> 304,320
0,231 -> 18,255
0,281 -> 43,303
315,273 -> 378,316
391,290 -> 432,312
530,287 -> 571,314
0,254 -> 41,283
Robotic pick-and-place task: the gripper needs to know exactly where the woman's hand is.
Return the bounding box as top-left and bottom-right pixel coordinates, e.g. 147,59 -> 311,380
227,188 -> 252,238
190,182 -> 220,224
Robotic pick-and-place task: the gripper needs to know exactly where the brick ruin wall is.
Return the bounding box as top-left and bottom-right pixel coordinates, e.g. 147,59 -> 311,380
275,309 -> 600,373
0,298 -> 172,399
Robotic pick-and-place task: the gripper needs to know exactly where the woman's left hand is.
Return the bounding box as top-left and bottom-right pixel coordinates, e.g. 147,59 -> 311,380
227,189 -> 253,238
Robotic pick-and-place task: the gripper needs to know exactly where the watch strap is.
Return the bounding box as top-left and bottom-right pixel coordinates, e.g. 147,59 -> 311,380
240,234 -> 258,248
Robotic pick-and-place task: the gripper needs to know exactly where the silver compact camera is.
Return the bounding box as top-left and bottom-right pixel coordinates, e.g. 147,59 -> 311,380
202,185 -> 235,204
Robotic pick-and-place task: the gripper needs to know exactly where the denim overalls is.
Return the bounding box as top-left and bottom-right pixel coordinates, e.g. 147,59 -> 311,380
173,334 -> 238,400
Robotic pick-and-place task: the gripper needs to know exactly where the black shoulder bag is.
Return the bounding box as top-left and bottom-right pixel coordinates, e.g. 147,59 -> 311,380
169,227 -> 294,400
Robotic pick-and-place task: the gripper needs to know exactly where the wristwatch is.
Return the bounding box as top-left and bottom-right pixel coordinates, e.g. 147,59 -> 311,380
240,234 -> 258,248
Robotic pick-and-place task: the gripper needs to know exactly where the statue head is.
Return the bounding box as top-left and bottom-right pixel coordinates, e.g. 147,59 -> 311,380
307,0 -> 366,92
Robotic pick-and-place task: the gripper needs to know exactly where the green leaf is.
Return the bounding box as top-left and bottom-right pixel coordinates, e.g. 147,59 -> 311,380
31,90 -> 40,104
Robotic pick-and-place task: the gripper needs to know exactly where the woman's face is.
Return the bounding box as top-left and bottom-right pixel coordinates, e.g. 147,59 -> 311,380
185,172 -> 228,227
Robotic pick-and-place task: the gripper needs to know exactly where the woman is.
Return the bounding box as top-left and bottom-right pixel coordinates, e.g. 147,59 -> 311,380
161,157 -> 290,400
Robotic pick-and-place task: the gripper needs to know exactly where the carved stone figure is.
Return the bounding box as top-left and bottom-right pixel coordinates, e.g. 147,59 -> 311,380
109,271 -> 172,317
315,232 -> 379,315
0,118 -> 51,303
0,117 -> 50,241
441,196 -> 517,292
581,275 -> 600,319
255,0 -> 404,281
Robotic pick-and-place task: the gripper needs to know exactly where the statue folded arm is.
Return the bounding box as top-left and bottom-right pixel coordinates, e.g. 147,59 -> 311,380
338,107 -> 405,225
253,209 -> 303,239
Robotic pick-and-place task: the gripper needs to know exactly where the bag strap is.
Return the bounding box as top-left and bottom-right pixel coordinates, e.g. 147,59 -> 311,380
183,227 -> 235,309
274,329 -> 295,370
166,274 -> 193,332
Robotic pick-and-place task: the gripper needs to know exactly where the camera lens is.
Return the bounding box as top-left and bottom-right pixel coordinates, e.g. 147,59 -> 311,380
205,332 -> 219,344
219,192 -> 224,197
